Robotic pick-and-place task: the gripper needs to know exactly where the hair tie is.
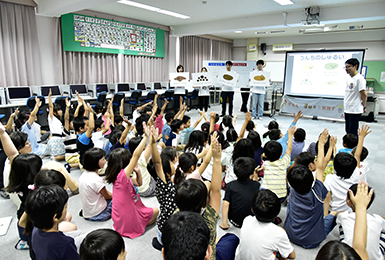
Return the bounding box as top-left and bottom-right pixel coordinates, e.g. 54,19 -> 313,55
28,184 -> 35,191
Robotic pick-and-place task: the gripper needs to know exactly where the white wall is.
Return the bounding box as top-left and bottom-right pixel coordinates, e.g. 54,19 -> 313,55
36,15 -> 57,85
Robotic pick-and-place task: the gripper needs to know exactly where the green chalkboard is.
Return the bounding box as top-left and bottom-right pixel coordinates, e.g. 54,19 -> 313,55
61,13 -> 165,58
363,61 -> 385,92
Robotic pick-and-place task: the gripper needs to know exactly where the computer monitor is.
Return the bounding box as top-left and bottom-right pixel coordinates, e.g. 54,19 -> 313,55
154,82 -> 162,89
41,86 -> 61,96
96,84 -> 108,93
137,83 -> 146,90
70,84 -> 88,95
7,87 -> 31,100
117,83 -> 130,92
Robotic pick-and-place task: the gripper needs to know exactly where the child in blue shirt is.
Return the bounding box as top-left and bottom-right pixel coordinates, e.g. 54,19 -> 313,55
284,129 -> 337,248
73,103 -> 94,166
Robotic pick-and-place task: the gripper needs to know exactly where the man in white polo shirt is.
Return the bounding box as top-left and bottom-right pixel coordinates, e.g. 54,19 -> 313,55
220,61 -> 235,117
344,58 -> 367,136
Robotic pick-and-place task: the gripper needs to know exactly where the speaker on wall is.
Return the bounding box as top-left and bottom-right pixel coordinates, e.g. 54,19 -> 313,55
261,43 -> 267,51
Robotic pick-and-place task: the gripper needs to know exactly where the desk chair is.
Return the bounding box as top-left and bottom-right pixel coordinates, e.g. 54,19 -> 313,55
92,91 -> 107,108
163,90 -> 174,102
112,92 -> 125,114
139,90 -> 157,104
0,114 -> 5,120
26,96 -> 46,115
54,96 -> 71,112
125,90 -> 142,106
186,89 -> 200,111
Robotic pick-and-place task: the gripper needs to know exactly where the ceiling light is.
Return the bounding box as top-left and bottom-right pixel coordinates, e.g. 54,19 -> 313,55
118,0 -> 160,11
235,31 -> 243,33
156,9 -> 190,19
255,31 -> 268,34
273,0 -> 294,6
118,0 -> 190,19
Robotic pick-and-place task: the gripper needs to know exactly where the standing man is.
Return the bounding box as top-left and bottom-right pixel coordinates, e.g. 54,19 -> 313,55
251,60 -> 270,120
220,61 -> 235,117
344,58 -> 367,136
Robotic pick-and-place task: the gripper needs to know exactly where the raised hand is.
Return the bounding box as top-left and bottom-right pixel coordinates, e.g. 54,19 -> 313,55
65,98 -> 71,108
288,125 -> 296,136
330,136 -> 337,147
358,125 -> 371,139
318,128 -> 329,145
143,122 -> 150,137
294,110 -> 303,122
12,108 -> 19,117
35,96 -> 42,107
211,137 -> 221,159
151,126 -> 159,143
49,88 -> 52,97
349,181 -> 373,210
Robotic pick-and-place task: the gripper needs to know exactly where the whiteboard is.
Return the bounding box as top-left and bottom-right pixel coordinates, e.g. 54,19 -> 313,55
264,61 -> 285,82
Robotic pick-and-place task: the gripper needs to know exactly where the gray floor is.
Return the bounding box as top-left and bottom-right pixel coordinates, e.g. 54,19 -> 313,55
1,99 -> 384,260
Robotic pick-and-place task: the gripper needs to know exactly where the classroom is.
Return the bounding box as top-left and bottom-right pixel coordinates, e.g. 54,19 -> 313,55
1,0 -> 385,260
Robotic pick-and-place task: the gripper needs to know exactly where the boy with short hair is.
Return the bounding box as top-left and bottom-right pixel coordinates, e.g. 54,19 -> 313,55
237,189 -> 295,260
261,125 -> 296,200
179,112 -> 205,145
26,185 -> 79,260
324,125 -> 371,212
338,133 -> 358,154
284,129 -> 338,248
291,128 -> 306,161
219,157 -> 261,229
73,103 -> 94,166
162,112 -> 175,144
337,184 -> 385,260
162,211 -> 211,260
167,119 -> 184,147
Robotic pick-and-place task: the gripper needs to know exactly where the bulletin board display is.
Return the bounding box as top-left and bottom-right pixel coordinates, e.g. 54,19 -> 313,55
61,13 -> 165,57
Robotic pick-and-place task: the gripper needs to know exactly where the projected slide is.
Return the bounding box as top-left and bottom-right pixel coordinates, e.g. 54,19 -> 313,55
284,50 -> 365,98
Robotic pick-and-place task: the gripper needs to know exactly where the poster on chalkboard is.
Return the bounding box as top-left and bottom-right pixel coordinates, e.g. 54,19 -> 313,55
61,13 -> 165,57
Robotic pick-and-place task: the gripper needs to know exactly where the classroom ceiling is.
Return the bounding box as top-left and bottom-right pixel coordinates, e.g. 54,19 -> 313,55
35,0 -> 385,40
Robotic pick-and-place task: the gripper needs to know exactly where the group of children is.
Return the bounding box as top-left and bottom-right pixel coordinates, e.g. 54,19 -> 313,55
0,90 -> 382,260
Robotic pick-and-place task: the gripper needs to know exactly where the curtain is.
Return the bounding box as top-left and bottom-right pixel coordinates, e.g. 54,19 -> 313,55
121,30 -> 169,83
179,36 -> 211,74
54,18 -> 120,84
212,39 -> 233,60
0,2 -> 42,87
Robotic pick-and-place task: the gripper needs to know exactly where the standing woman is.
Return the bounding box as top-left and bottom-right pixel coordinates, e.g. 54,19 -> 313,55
174,64 -> 186,111
198,67 -> 210,112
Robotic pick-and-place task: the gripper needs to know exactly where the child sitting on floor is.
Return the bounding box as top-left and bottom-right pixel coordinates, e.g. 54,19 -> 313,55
337,184 -> 384,260
237,189 -> 295,260
284,129 -> 338,248
80,229 -> 126,260
220,157 -> 261,229
26,185 -> 79,260
79,148 -> 112,221
338,133 -> 358,154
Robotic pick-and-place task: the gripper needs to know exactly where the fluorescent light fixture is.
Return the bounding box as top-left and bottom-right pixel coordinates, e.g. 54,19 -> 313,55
118,0 -> 160,11
273,0 -> 294,5
118,0 -> 190,19
156,9 -> 190,19
235,31 -> 243,33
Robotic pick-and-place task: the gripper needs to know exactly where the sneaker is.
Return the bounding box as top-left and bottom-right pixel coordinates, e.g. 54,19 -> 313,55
252,117 -> 257,120
79,209 -> 83,217
64,163 -> 71,173
15,239 -> 29,250
0,190 -> 10,199
258,117 -> 263,120
220,114 -> 225,117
